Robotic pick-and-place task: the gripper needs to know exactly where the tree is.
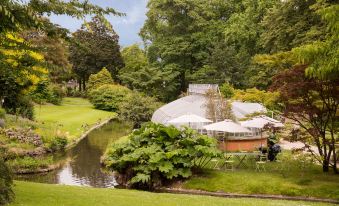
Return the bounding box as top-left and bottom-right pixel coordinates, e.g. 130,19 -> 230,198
69,16 -> 123,91
21,20 -> 72,83
259,0 -> 324,54
87,68 -> 114,91
271,65 -> 339,173
0,33 -> 47,118
204,89 -> 234,122
232,88 -> 281,111
220,82 -> 235,99
120,63 -> 181,102
141,0 -> 237,92
292,3 -> 339,79
89,84 -> 131,112
119,44 -> 148,74
0,0 -> 121,33
118,92 -> 162,128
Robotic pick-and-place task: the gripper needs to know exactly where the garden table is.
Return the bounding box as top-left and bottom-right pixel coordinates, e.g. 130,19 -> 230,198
225,152 -> 261,168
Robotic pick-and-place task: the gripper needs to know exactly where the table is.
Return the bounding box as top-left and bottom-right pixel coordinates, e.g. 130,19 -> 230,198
224,152 -> 261,168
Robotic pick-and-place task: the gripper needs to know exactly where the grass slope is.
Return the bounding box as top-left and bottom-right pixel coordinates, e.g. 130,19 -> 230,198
9,181 -> 334,206
183,169 -> 339,200
35,97 -> 115,141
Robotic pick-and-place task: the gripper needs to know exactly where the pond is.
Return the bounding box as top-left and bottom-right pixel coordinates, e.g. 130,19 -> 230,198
16,121 -> 132,188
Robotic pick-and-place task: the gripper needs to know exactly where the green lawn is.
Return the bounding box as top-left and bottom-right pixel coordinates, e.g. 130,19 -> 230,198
9,181 -> 335,206
35,97 -> 115,141
183,167 -> 339,200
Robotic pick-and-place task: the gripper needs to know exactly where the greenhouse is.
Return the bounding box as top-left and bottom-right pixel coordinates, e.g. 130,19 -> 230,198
151,84 -> 267,125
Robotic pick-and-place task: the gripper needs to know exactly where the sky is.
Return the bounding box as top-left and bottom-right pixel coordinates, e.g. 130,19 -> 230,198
49,0 -> 148,47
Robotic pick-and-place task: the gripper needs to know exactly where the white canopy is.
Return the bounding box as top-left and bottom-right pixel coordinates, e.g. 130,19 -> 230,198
203,119 -> 251,133
240,115 -> 284,129
168,114 -> 212,124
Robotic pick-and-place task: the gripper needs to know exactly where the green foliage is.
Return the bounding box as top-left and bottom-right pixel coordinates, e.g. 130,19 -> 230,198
87,68 -> 114,91
0,0 -> 121,33
141,0 -> 286,93
89,84 -> 131,112
118,92 -> 162,128
69,16 -> 123,90
103,123 -> 219,189
7,156 -> 53,171
4,95 -> 34,120
48,136 -> 68,152
30,80 -> 64,105
232,88 -> 280,111
0,158 -> 14,205
220,83 -> 235,99
0,108 -> 6,119
292,3 -> 339,79
120,64 -> 180,102
259,0 -> 324,53
119,44 -> 148,74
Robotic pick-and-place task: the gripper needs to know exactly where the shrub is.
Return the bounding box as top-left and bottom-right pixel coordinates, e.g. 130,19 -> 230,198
48,84 -> 65,105
89,84 -> 131,112
30,81 -> 64,105
220,82 -> 235,99
49,136 -> 68,152
0,158 -> 14,205
103,123 -> 220,189
87,68 -> 114,91
118,92 -> 162,128
4,95 -> 34,120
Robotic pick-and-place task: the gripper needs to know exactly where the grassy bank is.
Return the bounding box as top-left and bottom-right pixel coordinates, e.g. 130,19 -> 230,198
182,160 -> 339,200
35,97 -> 115,141
1,98 -> 115,172
9,181 -> 334,206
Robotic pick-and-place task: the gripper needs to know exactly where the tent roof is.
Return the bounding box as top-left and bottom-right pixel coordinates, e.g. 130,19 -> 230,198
240,115 -> 284,129
203,120 -> 251,133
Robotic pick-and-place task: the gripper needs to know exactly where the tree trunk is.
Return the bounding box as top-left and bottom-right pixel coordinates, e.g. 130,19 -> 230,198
78,78 -> 82,92
323,159 -> 329,172
82,77 -> 86,91
332,148 -> 338,174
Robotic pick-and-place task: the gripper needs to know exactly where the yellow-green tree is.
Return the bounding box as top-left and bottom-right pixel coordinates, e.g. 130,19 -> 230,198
87,68 -> 114,91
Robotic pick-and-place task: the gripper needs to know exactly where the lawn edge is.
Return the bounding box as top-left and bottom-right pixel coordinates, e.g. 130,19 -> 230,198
65,117 -> 115,150
156,188 -> 339,204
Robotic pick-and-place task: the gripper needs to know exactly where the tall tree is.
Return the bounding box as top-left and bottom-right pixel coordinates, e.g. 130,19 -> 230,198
141,0 -> 278,94
293,2 -> 339,79
247,0 -> 326,89
21,20 -> 72,83
141,0 -> 234,92
69,16 -> 124,90
271,65 -> 339,173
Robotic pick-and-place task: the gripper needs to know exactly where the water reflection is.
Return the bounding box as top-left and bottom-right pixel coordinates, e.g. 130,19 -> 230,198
16,121 -> 132,188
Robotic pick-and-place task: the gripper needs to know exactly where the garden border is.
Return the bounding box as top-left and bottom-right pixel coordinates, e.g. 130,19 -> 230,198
156,188 -> 339,204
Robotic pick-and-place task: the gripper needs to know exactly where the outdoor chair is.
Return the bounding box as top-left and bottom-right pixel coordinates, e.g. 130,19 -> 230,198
255,154 -> 267,172
211,158 -> 221,170
223,154 -> 234,171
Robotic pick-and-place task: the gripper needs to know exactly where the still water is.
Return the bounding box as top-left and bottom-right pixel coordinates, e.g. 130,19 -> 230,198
16,121 -> 132,188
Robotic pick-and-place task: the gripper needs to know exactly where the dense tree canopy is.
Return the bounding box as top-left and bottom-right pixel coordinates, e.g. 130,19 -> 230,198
0,0 -> 121,33
69,16 -> 124,90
